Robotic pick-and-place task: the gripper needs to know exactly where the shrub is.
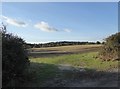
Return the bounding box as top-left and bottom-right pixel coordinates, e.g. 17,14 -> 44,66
1,25 -> 30,86
99,32 -> 120,61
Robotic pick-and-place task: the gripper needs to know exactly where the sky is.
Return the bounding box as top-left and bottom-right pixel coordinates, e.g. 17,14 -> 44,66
1,2 -> 118,43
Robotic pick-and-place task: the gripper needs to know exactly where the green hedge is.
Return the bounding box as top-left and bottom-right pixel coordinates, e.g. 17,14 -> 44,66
99,32 -> 120,61
2,27 -> 30,86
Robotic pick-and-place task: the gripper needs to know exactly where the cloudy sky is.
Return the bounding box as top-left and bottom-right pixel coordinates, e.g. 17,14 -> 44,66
1,2 -> 118,43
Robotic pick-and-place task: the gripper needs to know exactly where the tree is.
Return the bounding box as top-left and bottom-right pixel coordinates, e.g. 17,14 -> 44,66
1,24 -> 30,86
96,41 -> 101,44
99,32 -> 120,61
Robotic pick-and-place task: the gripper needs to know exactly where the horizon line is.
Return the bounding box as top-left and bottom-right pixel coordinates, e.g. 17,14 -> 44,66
26,40 -> 103,44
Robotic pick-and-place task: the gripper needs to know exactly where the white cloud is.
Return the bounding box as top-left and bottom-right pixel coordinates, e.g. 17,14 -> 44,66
64,29 -> 71,33
2,16 -> 27,27
34,21 -> 58,32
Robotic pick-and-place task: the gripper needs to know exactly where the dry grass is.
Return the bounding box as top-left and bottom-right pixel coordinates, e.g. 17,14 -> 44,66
29,45 -> 102,53
28,45 -> 102,58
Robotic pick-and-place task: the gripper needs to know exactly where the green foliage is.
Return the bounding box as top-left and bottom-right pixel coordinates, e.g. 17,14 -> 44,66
96,41 -> 101,44
1,26 -> 30,86
99,32 -> 120,61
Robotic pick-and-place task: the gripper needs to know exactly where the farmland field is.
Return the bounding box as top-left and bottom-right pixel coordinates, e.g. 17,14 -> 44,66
19,45 -> 119,87
28,45 -> 102,58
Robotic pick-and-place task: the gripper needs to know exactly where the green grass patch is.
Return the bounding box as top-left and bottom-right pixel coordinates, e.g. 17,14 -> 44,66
26,62 -> 58,85
30,52 -> 118,71
20,62 -> 59,87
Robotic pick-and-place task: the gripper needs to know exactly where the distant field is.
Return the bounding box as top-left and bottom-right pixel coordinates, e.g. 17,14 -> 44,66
28,44 -> 102,58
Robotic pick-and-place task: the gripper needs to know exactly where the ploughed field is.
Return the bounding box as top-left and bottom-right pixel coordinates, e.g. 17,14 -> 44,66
28,45 -> 102,58
19,45 -> 119,87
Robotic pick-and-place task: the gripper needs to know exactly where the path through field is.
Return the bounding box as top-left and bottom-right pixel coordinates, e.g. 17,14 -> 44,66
22,45 -> 119,87
40,64 -> 118,87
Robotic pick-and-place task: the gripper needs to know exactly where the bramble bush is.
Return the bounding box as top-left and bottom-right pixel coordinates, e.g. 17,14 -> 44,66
99,32 -> 120,61
1,25 -> 30,86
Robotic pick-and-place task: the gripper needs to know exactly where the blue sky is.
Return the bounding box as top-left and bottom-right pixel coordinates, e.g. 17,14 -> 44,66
2,2 -> 118,43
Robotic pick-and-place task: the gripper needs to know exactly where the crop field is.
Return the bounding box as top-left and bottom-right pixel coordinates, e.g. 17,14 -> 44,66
28,44 -> 102,58
19,44 -> 119,87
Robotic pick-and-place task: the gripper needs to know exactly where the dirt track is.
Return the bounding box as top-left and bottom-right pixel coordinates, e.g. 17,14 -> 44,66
42,64 -> 119,87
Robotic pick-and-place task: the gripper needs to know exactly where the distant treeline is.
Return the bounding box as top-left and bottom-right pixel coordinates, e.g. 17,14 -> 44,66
26,41 -> 102,48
